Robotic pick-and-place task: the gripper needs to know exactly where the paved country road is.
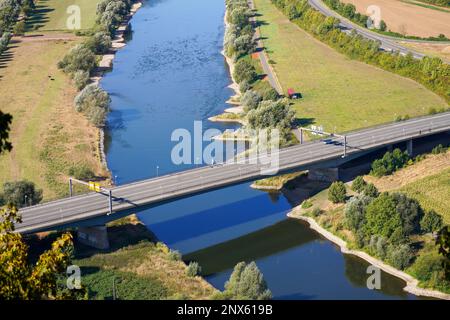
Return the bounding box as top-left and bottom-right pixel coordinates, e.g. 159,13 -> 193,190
309,0 -> 450,61
15,112 -> 450,234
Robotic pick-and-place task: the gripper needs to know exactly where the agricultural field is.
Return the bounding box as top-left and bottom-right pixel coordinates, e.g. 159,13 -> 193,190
0,37 -> 106,200
400,41 -> 450,62
27,0 -> 102,31
254,0 -> 448,132
340,0 -> 450,38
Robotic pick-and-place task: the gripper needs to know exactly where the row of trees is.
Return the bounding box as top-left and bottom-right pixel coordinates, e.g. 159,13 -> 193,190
58,0 -> 135,127
224,0 -> 256,60
417,0 -> 450,7
225,0 -> 295,144
271,0 -> 450,104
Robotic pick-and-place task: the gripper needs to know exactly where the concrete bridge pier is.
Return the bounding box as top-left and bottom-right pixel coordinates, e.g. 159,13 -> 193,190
406,139 -> 413,156
77,225 -> 110,250
308,168 -> 340,182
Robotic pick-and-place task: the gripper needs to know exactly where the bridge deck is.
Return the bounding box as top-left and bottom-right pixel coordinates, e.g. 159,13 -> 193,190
15,112 -> 450,233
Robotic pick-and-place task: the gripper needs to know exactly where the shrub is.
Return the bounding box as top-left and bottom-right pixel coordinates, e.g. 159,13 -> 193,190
370,148 -> 410,177
74,84 -> 111,127
223,261 -> 272,300
409,248 -> 445,283
186,262 -> 202,277
362,183 -> 379,198
168,249 -> 182,261
344,195 -> 372,231
68,164 -> 95,180
260,87 -> 279,101
379,20 -> 387,32
328,181 -> 347,203
241,90 -> 262,112
420,210 -> 443,234
301,199 -> 313,209
73,70 -> 90,90
58,44 -> 96,74
239,80 -> 251,93
233,59 -> 257,84
386,244 -> 413,270
351,176 -> 367,193
84,31 -> 112,54
432,144 -> 447,155
2,180 -> 43,208
311,207 -> 322,217
13,20 -> 26,35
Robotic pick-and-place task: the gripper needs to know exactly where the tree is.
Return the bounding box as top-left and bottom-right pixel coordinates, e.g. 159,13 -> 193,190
241,90 -> 262,112
2,180 -> 43,208
420,210 -> 443,234
328,181 -> 347,203
73,70 -> 90,90
0,110 -> 12,154
364,193 -> 403,241
222,261 -> 272,300
392,192 -> 422,236
58,44 -> 96,74
84,31 -> 112,54
344,195 -> 372,231
0,205 -> 86,299
13,20 -> 26,35
351,176 -> 366,193
379,20 -> 387,32
362,183 -> 379,198
233,59 -> 257,84
437,226 -> 450,281
386,244 -> 413,270
74,84 -> 111,127
370,148 -> 410,177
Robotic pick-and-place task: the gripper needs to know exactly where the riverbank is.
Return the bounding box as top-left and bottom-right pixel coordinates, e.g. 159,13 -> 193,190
288,209 -> 450,300
92,1 -> 143,173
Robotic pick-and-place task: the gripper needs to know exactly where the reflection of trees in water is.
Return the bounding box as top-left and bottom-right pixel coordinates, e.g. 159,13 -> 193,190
267,191 -> 280,203
185,219 -> 317,275
343,254 -> 410,298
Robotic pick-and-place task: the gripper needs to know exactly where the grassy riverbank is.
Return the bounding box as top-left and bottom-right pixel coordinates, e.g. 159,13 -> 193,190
0,36 -> 107,200
253,0 -> 448,132
287,150 -> 450,297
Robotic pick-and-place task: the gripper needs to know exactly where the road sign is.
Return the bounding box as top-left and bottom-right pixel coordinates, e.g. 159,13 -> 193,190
88,182 -> 101,192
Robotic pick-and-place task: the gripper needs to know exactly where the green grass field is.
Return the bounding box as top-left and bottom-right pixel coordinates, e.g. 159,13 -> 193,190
28,0 -> 102,31
254,0 -> 448,132
399,167 -> 450,224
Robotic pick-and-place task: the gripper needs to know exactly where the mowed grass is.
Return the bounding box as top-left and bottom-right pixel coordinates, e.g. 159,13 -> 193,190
0,39 -> 105,200
254,0 -> 448,132
28,0 -> 102,31
399,168 -> 450,224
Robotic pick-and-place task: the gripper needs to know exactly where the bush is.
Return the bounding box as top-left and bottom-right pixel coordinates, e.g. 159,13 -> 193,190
311,207 -> 322,217
2,180 -> 43,208
186,262 -> 202,277
233,59 -> 257,84
13,20 -> 26,35
84,31 -> 112,54
328,181 -> 347,203
344,195 -> 372,231
68,164 -> 95,180
168,250 -> 182,261
241,90 -> 262,112
223,261 -> 272,300
260,87 -> 279,101
74,84 -> 111,127
409,248 -> 445,283
58,44 -> 96,74
432,144 -> 447,155
73,70 -> 90,90
351,176 -> 367,193
370,148 -> 410,177
386,244 -> 413,270
301,199 -> 313,209
362,183 -> 379,198
420,210 -> 443,233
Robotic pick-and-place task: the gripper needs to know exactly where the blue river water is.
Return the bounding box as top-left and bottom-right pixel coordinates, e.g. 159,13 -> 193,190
101,0 -> 418,299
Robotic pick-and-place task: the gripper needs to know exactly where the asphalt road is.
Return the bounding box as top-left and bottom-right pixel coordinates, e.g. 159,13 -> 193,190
308,0 -> 432,59
15,112 -> 450,234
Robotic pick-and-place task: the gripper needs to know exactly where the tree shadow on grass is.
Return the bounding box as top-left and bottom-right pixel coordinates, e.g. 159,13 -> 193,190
293,117 -> 316,128
25,0 -> 54,31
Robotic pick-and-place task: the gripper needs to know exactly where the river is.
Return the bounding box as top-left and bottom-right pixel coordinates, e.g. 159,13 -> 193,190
101,0 -> 418,299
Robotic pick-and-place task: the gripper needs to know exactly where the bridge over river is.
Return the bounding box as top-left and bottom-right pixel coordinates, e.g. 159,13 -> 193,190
15,112 -> 450,235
